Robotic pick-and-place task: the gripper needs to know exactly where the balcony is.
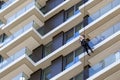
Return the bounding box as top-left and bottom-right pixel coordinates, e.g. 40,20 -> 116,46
88,0 -> 120,24
0,21 -> 34,47
0,47 -> 35,79
0,19 -> 43,59
0,48 -> 31,71
88,50 -> 120,80
7,1 -> 34,24
90,22 -> 120,48
79,0 -> 120,36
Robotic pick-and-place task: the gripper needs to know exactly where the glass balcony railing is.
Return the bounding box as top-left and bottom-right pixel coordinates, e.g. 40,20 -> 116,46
89,50 -> 120,77
0,0 -> 15,11
0,48 -> 31,70
90,22 -> 120,47
12,72 -> 29,80
88,0 -> 120,23
7,2 -> 34,23
0,21 -> 35,47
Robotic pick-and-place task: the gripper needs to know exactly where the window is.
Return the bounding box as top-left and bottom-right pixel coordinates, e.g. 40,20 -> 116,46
40,6 -> 47,14
44,42 -> 52,56
0,55 -> 3,63
65,1 -> 86,20
65,52 -> 74,69
64,22 -> 83,43
0,1 -> 5,9
42,66 -> 51,80
0,33 -> 7,43
75,22 -> 84,37
66,7 -> 74,19
75,47 -> 83,57
64,47 -> 83,69
0,20 -> 3,25
74,1 -> 83,14
75,72 -> 83,80
65,28 -> 74,43
75,22 -> 83,33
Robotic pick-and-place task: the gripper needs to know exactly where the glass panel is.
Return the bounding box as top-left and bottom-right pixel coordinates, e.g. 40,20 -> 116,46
74,1 -> 82,14
65,28 -> 74,43
75,1 -> 83,11
90,11 -> 100,21
40,6 -> 46,14
114,23 -> 120,32
13,29 -> 23,38
7,15 -> 16,23
103,54 -> 115,67
7,2 -> 34,23
66,7 -> 74,19
70,72 -> 83,80
44,42 -> 52,56
66,52 -> 74,65
1,0 -> 14,10
16,8 -> 25,17
100,3 -> 111,15
65,52 -> 74,69
75,22 -> 83,33
112,0 -> 120,7
42,66 -> 51,80
12,72 -> 28,80
37,26 -> 45,36
75,72 -> 83,80
0,34 -> 3,43
89,61 -> 103,76
26,2 -> 34,10
90,22 -> 120,46
75,47 -> 83,62
75,22 -> 83,37
0,55 -> 3,63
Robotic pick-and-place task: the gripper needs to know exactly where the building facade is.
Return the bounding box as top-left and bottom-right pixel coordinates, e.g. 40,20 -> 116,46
0,0 -> 120,80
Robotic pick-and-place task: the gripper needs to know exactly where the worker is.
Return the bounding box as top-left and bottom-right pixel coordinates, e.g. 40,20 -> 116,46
79,35 -> 93,56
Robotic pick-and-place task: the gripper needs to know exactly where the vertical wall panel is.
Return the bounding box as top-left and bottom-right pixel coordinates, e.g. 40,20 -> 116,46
44,10 -> 65,34
51,56 -> 63,77
46,0 -> 64,12
52,32 -> 64,51
29,45 -> 43,62
84,65 -> 90,80
29,69 -> 42,80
